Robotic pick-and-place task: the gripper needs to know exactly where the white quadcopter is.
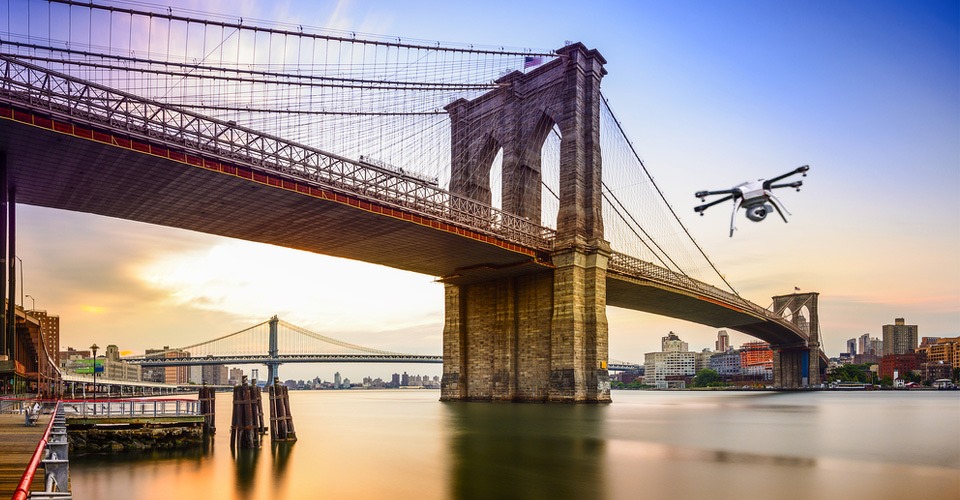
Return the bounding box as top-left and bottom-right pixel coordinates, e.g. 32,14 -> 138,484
695,165 -> 809,237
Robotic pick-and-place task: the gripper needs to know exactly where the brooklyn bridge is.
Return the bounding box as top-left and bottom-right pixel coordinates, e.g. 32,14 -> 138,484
0,0 -> 824,403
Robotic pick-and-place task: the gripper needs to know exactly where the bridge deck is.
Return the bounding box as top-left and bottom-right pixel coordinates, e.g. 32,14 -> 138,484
0,412 -> 50,498
0,105 -> 549,284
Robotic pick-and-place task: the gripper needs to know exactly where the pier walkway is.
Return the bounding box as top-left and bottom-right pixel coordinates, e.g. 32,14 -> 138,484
0,411 -> 50,498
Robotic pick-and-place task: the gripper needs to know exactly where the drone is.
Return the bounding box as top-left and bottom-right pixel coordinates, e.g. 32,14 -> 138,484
694,165 -> 809,237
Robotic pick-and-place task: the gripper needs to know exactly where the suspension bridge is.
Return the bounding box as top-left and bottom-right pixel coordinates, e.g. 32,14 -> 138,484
121,316 -> 640,380
0,1 -> 823,402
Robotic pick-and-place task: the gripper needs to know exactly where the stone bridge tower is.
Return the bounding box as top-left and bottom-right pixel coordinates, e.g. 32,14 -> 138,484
771,292 -> 823,388
440,43 -> 610,402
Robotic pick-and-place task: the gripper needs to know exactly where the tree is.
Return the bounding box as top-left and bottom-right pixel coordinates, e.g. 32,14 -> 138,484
693,368 -> 720,387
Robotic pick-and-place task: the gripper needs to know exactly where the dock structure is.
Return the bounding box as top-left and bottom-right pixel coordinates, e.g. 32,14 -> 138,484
0,402 -> 71,499
199,386 -> 217,435
0,411 -> 50,497
230,377 -> 265,449
268,378 -> 297,442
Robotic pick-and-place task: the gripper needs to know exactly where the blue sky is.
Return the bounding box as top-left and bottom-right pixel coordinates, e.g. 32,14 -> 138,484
9,0 -> 959,382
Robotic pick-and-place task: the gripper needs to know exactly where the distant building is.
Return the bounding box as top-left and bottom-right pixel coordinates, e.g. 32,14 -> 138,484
662,332 -> 688,352
334,371 -> 342,389
644,332 -> 698,388
916,336 -> 958,368
846,338 -> 857,356
31,310 -> 61,367
102,344 -> 141,381
882,318 -> 917,356
202,365 -> 228,385
715,330 -> 730,352
144,346 -> 190,384
229,368 -> 244,385
710,349 -> 742,377
189,366 -> 203,385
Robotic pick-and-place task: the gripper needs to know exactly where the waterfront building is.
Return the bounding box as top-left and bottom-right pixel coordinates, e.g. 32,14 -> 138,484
846,338 -> 857,356
740,342 -> 773,381
715,330 -> 729,352
709,349 -> 742,377
644,332 -> 698,388
915,336 -> 959,369
882,318 -> 918,356
880,353 -> 918,381
102,345 -> 141,381
189,366 -> 203,384
334,371 -> 342,388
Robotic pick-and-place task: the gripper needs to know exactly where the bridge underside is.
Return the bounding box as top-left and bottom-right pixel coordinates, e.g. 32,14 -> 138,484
0,110 -> 548,283
606,275 -> 804,345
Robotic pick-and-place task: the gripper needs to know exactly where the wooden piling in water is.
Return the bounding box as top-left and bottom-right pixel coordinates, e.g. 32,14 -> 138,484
199,385 -> 216,435
230,377 -> 260,449
268,378 -> 297,442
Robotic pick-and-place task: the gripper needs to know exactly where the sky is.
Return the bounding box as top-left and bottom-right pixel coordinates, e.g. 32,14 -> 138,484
8,0 -> 960,383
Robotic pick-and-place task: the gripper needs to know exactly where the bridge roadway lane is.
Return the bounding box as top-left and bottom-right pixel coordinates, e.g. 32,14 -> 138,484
0,99 -> 809,348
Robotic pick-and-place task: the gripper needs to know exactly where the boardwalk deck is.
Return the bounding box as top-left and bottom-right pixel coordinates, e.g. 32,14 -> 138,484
0,412 -> 51,498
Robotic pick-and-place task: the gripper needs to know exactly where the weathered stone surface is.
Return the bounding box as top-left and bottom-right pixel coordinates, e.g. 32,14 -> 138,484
442,43 -> 611,403
68,424 -> 203,454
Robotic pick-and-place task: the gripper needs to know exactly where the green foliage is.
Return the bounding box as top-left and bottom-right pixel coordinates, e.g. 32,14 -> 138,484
693,368 -> 720,387
828,363 -> 873,383
611,379 -> 651,390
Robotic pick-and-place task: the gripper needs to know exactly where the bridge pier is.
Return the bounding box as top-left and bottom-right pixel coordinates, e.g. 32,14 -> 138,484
440,244 -> 611,403
440,43 -> 610,403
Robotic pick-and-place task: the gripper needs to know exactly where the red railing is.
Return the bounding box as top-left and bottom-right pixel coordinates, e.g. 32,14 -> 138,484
11,401 -> 61,500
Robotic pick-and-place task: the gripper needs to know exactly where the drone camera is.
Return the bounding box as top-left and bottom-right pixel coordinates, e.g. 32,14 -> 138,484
745,204 -> 773,222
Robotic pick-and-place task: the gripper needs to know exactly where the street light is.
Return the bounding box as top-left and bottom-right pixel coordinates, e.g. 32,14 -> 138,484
90,343 -> 99,412
25,294 -> 34,312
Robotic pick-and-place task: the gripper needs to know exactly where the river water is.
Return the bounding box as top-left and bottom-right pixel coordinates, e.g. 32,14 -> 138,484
70,390 -> 959,499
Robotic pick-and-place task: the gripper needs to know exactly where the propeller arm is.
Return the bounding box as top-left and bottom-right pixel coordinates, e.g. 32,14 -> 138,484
695,189 -> 738,199
768,180 -> 803,190
694,194 -> 735,213
763,165 -> 809,189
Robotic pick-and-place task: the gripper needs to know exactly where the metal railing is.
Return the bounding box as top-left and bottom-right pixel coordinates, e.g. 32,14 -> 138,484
0,55 -> 555,251
61,398 -> 200,419
12,402 -> 63,500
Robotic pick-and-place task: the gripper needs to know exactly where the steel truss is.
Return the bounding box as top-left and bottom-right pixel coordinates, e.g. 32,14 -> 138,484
0,56 -> 555,251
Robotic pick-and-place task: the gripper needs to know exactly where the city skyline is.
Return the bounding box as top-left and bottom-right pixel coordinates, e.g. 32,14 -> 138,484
10,0 -> 959,382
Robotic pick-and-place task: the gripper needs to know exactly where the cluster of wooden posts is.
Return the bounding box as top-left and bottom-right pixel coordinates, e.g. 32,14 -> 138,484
199,386 -> 217,435
203,376 -> 297,449
268,381 -> 297,442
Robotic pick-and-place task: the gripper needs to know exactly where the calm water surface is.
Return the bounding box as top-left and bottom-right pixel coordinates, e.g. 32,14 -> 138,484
71,390 -> 960,499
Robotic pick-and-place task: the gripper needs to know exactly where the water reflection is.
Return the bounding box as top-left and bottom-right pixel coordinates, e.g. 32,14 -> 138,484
231,447 -> 260,499
444,402 -> 606,499
271,442 -> 295,486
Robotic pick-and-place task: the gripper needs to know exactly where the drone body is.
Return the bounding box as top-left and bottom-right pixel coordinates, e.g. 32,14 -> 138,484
695,165 -> 809,237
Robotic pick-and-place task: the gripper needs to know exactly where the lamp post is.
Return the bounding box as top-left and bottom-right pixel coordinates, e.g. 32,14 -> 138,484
90,343 -> 99,413
25,294 -> 34,312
